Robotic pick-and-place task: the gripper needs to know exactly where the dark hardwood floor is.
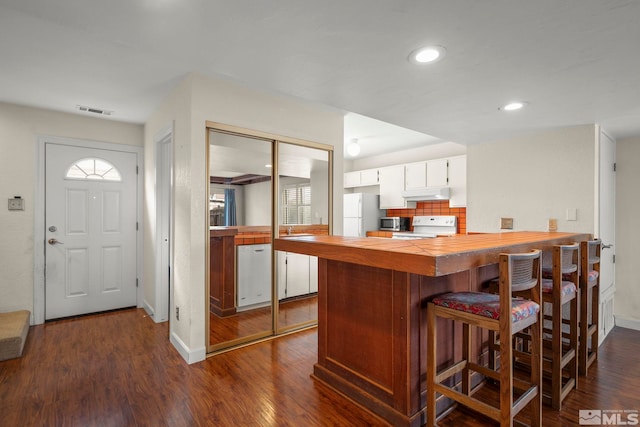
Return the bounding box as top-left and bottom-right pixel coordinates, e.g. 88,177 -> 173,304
209,295 -> 318,345
1,308 -> 638,426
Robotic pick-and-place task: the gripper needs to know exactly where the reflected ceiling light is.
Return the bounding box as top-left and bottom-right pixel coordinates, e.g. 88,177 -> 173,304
265,164 -> 272,168
501,101 -> 527,111
409,45 -> 446,64
347,138 -> 361,157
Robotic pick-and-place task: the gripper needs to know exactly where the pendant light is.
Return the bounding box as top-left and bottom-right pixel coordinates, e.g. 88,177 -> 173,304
347,138 -> 361,157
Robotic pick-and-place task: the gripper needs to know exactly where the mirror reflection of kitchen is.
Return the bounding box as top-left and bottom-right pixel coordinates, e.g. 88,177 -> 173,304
277,143 -> 328,332
208,129 -> 328,352
209,131 -> 274,351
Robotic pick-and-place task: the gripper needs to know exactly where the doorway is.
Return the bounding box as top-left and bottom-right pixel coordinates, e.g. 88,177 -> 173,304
154,126 -> 173,323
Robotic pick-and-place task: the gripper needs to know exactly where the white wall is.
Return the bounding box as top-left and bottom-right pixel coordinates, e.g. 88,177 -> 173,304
144,73 -> 343,363
0,102 -> 143,318
349,141 -> 466,171
614,136 -> 640,328
466,125 -> 597,233
143,75 -> 193,358
244,180 -> 272,225
310,166 -> 329,225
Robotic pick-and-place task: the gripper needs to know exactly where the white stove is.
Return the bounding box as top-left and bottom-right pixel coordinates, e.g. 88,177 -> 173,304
391,215 -> 457,240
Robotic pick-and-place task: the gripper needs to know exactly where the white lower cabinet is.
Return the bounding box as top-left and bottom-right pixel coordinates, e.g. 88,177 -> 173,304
237,244 -> 272,309
278,252 -> 319,299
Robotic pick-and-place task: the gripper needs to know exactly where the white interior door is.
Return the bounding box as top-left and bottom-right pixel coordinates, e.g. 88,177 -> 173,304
598,130 -> 616,338
45,143 -> 138,320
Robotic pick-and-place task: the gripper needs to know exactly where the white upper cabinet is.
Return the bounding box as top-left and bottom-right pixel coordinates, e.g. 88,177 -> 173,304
344,171 -> 361,188
448,155 -> 467,207
359,168 -> 379,186
426,158 -> 449,187
405,159 -> 448,189
404,161 -> 427,189
344,168 -> 379,188
380,165 -> 415,209
343,155 -> 466,208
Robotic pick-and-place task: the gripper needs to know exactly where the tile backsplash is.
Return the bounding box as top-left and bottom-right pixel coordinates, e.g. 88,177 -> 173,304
386,201 -> 467,234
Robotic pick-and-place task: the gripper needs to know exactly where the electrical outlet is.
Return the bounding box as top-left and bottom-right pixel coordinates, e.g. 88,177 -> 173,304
500,217 -> 513,229
175,306 -> 180,320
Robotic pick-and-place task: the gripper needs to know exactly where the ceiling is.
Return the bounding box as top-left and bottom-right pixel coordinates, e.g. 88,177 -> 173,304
2,0 -> 640,158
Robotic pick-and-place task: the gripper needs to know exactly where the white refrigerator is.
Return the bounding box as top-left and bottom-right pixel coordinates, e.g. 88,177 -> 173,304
343,193 -> 383,237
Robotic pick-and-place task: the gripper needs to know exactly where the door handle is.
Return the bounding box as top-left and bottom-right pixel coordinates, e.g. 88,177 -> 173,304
602,243 -> 613,249
48,238 -> 64,245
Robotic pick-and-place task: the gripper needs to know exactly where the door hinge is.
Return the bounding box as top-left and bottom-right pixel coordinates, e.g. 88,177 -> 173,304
136,222 -> 139,231
613,163 -> 617,172
136,165 -> 139,175
136,278 -> 139,288
613,254 -> 616,263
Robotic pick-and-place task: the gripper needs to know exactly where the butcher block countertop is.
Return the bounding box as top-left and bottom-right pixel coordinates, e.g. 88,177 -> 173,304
275,231 -> 591,277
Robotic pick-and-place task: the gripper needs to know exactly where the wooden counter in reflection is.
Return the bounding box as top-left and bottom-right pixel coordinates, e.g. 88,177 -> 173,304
209,227 -> 238,317
274,231 -> 590,427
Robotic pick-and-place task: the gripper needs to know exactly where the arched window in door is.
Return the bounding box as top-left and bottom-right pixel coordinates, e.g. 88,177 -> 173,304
65,158 -> 122,181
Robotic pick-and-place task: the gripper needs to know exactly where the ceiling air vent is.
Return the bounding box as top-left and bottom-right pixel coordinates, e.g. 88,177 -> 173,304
76,105 -> 113,116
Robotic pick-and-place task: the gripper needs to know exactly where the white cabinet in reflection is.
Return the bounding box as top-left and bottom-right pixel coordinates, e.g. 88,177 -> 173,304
278,252 -> 318,299
237,244 -> 271,309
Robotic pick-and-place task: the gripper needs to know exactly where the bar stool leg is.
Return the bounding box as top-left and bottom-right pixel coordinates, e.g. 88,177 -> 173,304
427,304 -> 437,427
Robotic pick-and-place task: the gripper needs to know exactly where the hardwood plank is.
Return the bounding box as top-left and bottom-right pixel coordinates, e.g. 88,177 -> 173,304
1,308 -> 638,426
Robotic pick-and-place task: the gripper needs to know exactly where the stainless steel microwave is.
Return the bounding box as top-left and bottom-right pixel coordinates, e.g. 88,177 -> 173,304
380,216 -> 410,231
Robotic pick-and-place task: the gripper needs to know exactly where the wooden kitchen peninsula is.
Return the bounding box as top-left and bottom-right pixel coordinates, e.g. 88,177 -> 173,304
274,231 -> 590,427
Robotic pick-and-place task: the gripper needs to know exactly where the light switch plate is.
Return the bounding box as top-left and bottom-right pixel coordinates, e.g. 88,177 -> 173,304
8,198 -> 24,211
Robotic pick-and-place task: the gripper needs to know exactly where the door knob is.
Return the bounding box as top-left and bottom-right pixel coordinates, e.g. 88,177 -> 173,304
48,238 -> 63,245
602,243 -> 613,249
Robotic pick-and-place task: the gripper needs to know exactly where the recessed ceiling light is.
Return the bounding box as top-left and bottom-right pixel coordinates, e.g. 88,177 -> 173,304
265,164 -> 272,168
501,102 -> 527,111
409,45 -> 446,64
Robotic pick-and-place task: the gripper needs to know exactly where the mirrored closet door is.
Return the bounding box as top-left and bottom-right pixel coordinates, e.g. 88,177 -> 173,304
207,125 -> 332,353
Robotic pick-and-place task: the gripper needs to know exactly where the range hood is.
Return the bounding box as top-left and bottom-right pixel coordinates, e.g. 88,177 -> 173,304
401,187 -> 450,201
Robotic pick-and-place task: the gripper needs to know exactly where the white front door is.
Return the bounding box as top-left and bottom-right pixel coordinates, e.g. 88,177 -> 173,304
45,143 -> 138,320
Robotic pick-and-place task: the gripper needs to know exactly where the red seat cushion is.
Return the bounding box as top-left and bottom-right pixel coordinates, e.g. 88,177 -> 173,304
541,278 -> 577,297
542,268 -> 598,284
432,292 -> 540,323
542,268 -> 574,281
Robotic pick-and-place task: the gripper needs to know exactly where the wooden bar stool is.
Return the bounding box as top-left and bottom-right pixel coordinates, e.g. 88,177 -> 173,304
579,239 -> 600,376
541,243 -> 579,410
426,250 -> 542,427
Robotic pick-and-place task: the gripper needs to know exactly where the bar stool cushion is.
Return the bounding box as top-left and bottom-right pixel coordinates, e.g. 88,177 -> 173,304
541,278 -> 577,297
433,292 -> 540,323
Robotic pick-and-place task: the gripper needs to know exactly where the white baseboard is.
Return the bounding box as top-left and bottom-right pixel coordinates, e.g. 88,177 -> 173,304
142,300 -> 155,318
614,315 -> 640,331
170,332 -> 206,364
